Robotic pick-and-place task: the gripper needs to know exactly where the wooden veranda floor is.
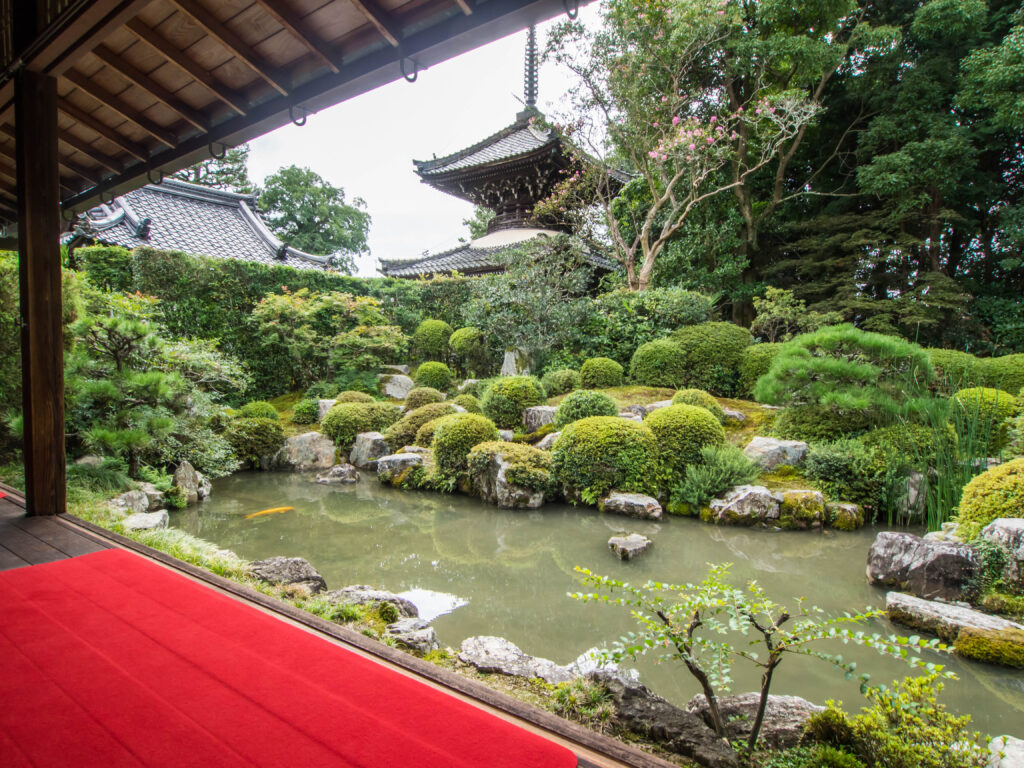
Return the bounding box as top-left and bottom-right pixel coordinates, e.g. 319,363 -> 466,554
0,484 -> 109,570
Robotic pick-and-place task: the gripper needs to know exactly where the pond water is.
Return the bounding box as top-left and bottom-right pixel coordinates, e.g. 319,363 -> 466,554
171,472 -> 1024,735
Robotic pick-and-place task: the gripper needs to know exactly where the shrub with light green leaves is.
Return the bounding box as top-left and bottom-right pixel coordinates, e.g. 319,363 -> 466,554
541,368 -> 581,397
291,399 -> 319,424
467,441 -> 556,497
481,376 -> 546,429
554,389 -> 618,428
412,319 -> 453,361
772,405 -> 874,442
448,326 -> 489,376
383,402 -> 457,449
629,338 -> 688,388
452,393 -> 481,413
927,348 -> 984,393
413,361 -> 453,391
671,322 -> 753,396
223,417 -> 285,468
669,443 -> 762,515
433,413 -> 499,476
738,343 -> 781,397
414,414 -> 456,448
955,457 -> 1024,540
644,403 -> 725,494
951,387 -> 1018,453
672,389 -> 725,423
552,416 -> 658,504
321,401 -> 401,448
238,400 -> 278,420
982,353 -> 1024,395
405,386 -> 445,410
336,390 -> 375,403
580,357 -> 623,389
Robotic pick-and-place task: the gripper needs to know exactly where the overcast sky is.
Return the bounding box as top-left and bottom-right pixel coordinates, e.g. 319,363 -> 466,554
246,6 -> 599,277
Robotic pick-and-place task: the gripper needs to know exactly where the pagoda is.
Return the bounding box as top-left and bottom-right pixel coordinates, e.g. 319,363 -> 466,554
379,29 -> 613,279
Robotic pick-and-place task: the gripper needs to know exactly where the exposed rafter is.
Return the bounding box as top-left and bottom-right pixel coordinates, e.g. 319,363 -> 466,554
348,0 -> 402,47
58,131 -> 125,175
251,0 -> 340,74
454,0 -> 474,14
63,70 -> 178,148
1,123 -> 104,185
57,97 -> 150,163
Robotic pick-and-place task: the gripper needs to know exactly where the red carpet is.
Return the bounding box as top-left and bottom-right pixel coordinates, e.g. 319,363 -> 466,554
0,549 -> 578,768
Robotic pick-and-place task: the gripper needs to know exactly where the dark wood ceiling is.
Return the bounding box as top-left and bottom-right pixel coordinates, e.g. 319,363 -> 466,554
0,0 -> 575,226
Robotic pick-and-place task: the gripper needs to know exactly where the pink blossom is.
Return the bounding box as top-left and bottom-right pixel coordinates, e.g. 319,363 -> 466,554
755,108 -> 762,115
710,116 -> 717,123
672,115 -> 680,125
688,143 -> 696,150
661,96 -> 668,102
653,121 -> 659,127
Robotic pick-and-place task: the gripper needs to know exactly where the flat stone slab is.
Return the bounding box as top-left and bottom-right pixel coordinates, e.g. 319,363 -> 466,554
599,492 -> 663,520
122,510 -> 169,531
722,407 -> 747,422
886,591 -> 1024,643
608,533 -> 652,560
250,556 -> 327,594
743,436 -> 809,470
989,736 -> 1024,767
458,636 -> 572,684
706,485 -> 779,526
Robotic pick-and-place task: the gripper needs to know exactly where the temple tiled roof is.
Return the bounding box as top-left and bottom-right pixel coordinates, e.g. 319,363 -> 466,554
70,178 -> 332,271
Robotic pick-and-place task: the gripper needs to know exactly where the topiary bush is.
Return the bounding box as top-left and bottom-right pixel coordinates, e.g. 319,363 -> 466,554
238,400 -> 279,420
383,402 -> 457,449
551,416 -> 658,504
554,389 -> 618,428
467,441 -> 556,497
982,353 -> 1024,394
321,402 -> 402,449
223,417 -> 285,468
291,399 -> 319,424
671,388 -> 726,423
433,413 -> 500,477
670,322 -> 753,395
927,348 -> 984,393
738,343 -> 782,397
414,414 -> 456,448
412,319 -> 453,361
448,326 -> 489,376
541,368 -> 581,397
336,390 -> 375,403
644,403 -> 726,494
772,405 -> 874,442
951,387 -> 1018,454
580,357 -> 624,388
955,457 -> 1024,540
481,376 -> 546,429
628,338 -> 688,388
452,393 -> 481,413
413,361 -> 453,391
404,386 -> 445,410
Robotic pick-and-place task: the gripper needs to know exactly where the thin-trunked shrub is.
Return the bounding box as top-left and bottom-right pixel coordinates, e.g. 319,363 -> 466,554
412,319 -> 453,361
224,417 -> 285,468
644,403 -> 725,494
628,338 -> 688,388
541,368 -> 580,397
432,413 -> 499,477
670,321 -> 753,395
955,457 -> 1024,540
238,400 -> 279,420
481,376 -> 546,429
291,399 -> 319,424
669,443 -> 760,515
554,389 -> 618,428
413,361 -> 453,391
336,390 -> 376,403
321,402 -> 401,449
772,404 -> 873,442
404,386 -> 445,410
738,343 -> 781,397
383,402 -> 457,449
671,388 -> 725,423
448,326 -> 489,376
467,441 -> 556,496
452,393 -> 481,413
552,416 -> 658,504
951,387 -> 1018,454
580,357 -> 623,389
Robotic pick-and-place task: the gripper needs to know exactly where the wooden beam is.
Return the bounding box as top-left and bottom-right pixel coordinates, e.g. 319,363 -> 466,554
93,45 -> 208,132
63,70 -> 178,149
16,69 -> 67,516
124,19 -> 247,116
454,0 -> 474,15
59,131 -> 125,175
0,158 -> 15,184
167,0 -> 291,96
347,0 -> 402,47
0,124 -> 103,185
57,97 -> 150,163
252,0 -> 340,74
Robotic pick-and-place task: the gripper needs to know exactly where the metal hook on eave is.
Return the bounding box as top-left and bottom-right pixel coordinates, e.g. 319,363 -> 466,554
563,0 -> 579,18
209,142 -> 228,160
147,169 -> 164,185
400,57 -> 419,83
289,105 -> 308,126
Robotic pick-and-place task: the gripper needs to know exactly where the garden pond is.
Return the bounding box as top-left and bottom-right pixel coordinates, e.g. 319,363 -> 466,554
171,472 -> 1024,735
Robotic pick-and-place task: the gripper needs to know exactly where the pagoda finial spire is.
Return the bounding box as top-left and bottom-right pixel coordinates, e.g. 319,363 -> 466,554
524,25 -> 538,110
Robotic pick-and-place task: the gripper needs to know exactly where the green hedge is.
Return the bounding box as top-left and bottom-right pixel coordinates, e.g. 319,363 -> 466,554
481,376 -> 546,429
291,399 -> 319,424
223,417 -> 285,468
671,389 -> 725,423
383,402 -> 457,449
321,402 -> 401,448
554,389 -> 618,428
452,394 -> 481,413
541,369 -> 580,397
552,416 -> 658,504
412,319 -> 453,361
449,326 -> 489,376
738,343 -> 782,397
645,404 -> 725,493
238,400 -> 278,420
404,387 -> 445,410
670,322 -> 753,396
413,362 -> 453,391
629,339 -> 688,388
956,457 -> 1024,540
580,357 -> 623,389
433,413 -> 499,476
468,441 -> 556,496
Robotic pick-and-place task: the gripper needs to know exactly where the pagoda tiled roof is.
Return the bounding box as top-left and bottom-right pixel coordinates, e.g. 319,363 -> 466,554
70,178 -> 332,271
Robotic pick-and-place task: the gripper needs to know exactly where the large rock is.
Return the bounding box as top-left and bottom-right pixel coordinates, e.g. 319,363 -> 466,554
114,489 -> 150,516
704,485 -> 780,526
587,669 -> 739,768
250,556 -> 327,594
172,459 -> 200,504
866,531 -> 978,600
608,533 -> 652,560
500,348 -> 531,376
536,431 -> 560,451
886,591 -> 1024,644
981,519 -> 1024,591
827,502 -> 864,531
349,431 -> 390,470
622,404 -> 648,419
326,585 -> 418,618
644,400 -> 673,414
378,373 -> 415,400
743,436 -> 809,470
599,492 -> 663,520
522,405 -> 557,433
618,412 -> 643,423
197,473 -> 212,500
470,449 -> 545,509
136,482 -> 164,511
318,398 -> 337,421
458,379 -> 480,394
122,510 -> 169,531
386,618 -> 439,654
989,735 -> 1024,767
315,464 -> 359,484
722,408 -> 747,423
688,693 -> 824,750
777,490 -> 825,530
270,432 -> 336,472
375,453 -> 423,483
381,364 -> 410,375
458,636 -> 571,684
498,429 -> 515,442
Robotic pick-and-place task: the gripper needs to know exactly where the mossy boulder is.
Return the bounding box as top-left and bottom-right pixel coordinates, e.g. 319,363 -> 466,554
554,389 -> 618,428
481,376 -> 546,429
321,402 -> 402,449
432,413 -> 500,477
826,502 -> 865,531
383,402 -> 458,449
778,490 -> 826,529
551,416 -> 658,505
671,388 -> 726,423
467,441 -> 555,508
955,457 -> 1024,540
644,403 -> 726,493
954,625 -> 1024,668
580,357 -> 623,389
405,386 -> 445,410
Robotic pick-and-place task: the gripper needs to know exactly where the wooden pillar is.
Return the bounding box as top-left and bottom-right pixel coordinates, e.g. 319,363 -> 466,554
16,69 -> 66,516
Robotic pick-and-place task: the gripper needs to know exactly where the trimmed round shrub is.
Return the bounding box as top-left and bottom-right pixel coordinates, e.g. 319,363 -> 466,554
336,390 -> 375,403
467,441 -> 556,496
383,402 -> 457,449
541,368 -> 581,397
738,343 -> 782,397
772,405 -> 873,442
951,387 -> 1018,453
414,414 -> 456,448
672,388 -> 726,423
321,402 -> 402,448
644,404 -> 725,493
554,389 -> 618,428
670,322 -> 753,395
551,416 -> 658,504
414,361 -> 453,391
580,357 -> 624,389
982,354 -> 1024,395
956,457 -> 1024,540
304,381 -> 338,401
291,399 -> 319,425
927,349 -> 983,393
412,319 -> 453,361
433,413 -> 500,476
238,400 -> 278,420
481,376 -> 546,429
629,338 -> 688,388
405,386 -> 445,410
452,394 -> 482,413
224,417 -> 285,468
449,326 -> 489,375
